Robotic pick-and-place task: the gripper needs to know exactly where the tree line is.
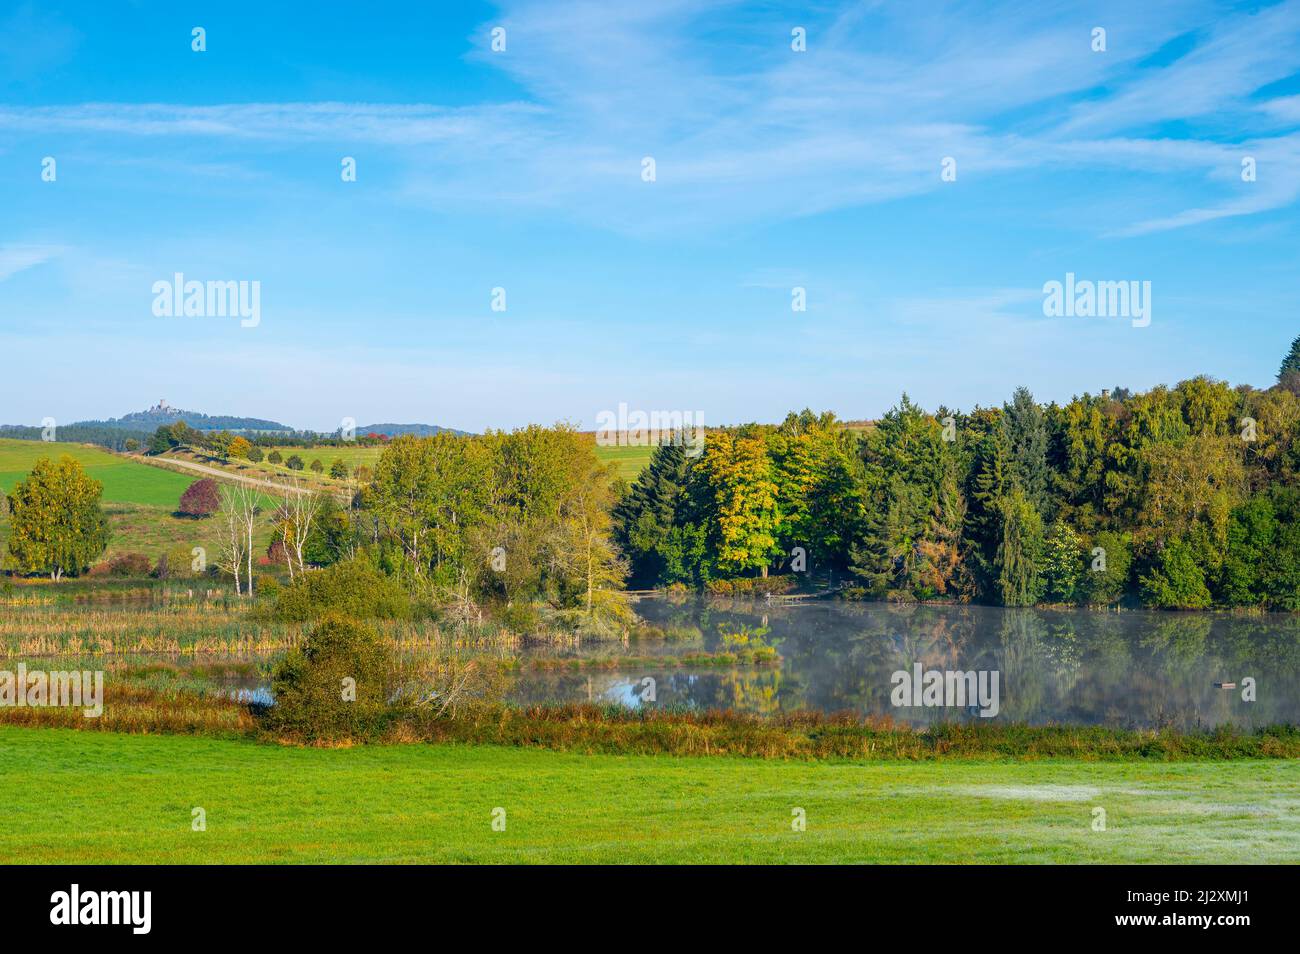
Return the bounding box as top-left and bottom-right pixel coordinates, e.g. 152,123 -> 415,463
615,339 -> 1300,610
11,337 -> 1300,615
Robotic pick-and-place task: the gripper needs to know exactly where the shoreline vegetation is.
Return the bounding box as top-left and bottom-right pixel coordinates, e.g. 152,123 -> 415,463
1,683 -> 1295,761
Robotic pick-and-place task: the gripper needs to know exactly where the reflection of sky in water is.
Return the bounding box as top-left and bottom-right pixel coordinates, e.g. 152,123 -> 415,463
505,597 -> 1300,730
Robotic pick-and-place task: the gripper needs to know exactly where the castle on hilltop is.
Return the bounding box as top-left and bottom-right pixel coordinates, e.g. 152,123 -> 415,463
148,399 -> 172,414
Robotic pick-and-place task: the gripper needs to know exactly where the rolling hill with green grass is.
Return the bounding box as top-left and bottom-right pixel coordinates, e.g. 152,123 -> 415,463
0,438 -> 192,506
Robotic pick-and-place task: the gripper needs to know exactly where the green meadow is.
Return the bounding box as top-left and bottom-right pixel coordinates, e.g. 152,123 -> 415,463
0,439 -> 284,562
593,443 -> 655,481
1,727 -> 1295,864
0,438 -> 191,506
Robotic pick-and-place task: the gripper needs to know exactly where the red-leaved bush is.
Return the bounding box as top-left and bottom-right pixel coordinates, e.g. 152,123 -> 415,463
178,478 -> 220,517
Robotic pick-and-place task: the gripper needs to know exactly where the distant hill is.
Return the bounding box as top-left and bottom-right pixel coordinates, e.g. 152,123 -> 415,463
356,423 -> 470,437
0,404 -> 469,450
77,401 -> 292,434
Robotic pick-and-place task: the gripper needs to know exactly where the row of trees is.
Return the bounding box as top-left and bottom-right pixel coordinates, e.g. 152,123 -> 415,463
356,425 -> 624,618
147,421 -> 355,477
188,424 -> 627,618
615,354 -> 1300,610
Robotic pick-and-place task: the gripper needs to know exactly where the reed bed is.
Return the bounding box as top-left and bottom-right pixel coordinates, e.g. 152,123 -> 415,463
0,603 -> 303,655
515,650 -> 780,670
410,705 -> 1300,760
1,600 -> 563,659
4,679 -> 1296,759
0,684 -> 255,735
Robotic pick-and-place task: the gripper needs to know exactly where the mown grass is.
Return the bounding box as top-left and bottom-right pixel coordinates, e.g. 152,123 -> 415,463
0,726 -> 1295,863
0,438 -> 191,505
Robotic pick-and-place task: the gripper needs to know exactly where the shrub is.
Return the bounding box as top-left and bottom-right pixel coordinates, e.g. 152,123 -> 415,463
286,455 -> 304,471
704,575 -> 796,596
265,613 -> 394,741
178,478 -> 219,518
255,574 -> 281,598
309,459 -> 324,473
268,557 -> 412,622
152,544 -> 200,579
100,552 -> 153,577
329,458 -> 349,479
247,446 -> 264,463
267,450 -> 283,464
500,601 -> 539,634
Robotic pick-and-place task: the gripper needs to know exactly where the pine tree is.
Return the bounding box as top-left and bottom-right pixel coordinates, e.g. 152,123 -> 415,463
612,439 -> 691,584
1279,334 -> 1300,380
962,429 -> 1009,599
1002,386 -> 1051,516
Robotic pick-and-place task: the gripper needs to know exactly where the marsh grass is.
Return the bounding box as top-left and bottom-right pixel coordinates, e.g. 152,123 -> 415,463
516,650 -> 780,670
5,680 -> 1294,761
0,684 -> 255,735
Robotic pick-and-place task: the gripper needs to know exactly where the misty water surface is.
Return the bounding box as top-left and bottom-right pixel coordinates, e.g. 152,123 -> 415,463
507,596 -> 1300,729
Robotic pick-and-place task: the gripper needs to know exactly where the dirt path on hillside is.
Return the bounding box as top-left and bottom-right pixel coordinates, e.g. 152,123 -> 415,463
130,454 -> 348,499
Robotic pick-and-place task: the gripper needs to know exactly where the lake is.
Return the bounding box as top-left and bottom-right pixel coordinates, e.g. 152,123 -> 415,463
506,595 -> 1300,729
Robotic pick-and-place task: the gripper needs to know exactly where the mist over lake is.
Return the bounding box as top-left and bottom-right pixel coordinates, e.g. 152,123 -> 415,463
507,596 -> 1300,730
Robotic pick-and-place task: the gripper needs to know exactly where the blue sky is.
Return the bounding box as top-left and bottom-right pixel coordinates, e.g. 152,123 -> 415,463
1,0 -> 1298,432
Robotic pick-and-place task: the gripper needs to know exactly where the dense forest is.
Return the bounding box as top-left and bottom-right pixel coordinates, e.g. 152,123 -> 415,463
614,339 -> 1300,611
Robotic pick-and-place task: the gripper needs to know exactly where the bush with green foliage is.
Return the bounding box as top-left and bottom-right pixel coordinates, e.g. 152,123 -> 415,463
152,544 -> 201,579
265,613 -> 395,741
1041,521 -> 1085,603
286,455 -> 305,471
1080,531 -> 1131,604
1140,539 -> 1212,609
268,557 -> 412,622
267,450 -> 283,464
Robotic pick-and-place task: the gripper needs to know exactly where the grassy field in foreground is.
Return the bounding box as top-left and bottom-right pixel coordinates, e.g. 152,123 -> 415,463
1,727 -> 1296,863
0,438 -> 191,506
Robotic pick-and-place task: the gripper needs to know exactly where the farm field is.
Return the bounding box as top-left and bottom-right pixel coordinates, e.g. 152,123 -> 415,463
0,438 -> 191,506
1,727 -> 1295,864
593,442 -> 655,480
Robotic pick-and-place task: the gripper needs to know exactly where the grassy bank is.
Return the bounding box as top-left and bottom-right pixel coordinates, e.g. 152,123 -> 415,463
0,726 -> 1295,863
3,684 -> 1297,760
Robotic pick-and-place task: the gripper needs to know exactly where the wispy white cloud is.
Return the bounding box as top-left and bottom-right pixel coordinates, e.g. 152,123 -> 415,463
0,0 -> 1296,236
0,244 -> 65,281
